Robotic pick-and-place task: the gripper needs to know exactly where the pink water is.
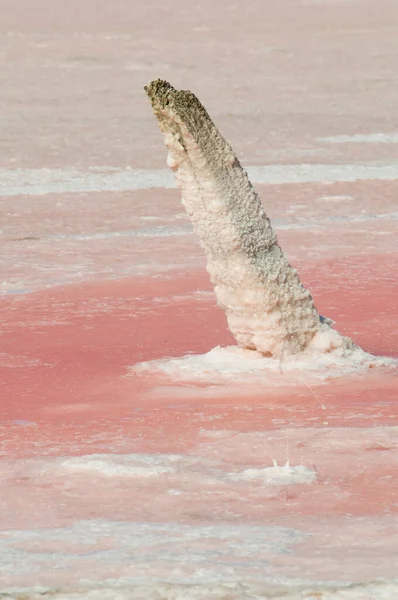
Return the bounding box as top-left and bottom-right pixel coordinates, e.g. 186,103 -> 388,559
1,0 -> 398,598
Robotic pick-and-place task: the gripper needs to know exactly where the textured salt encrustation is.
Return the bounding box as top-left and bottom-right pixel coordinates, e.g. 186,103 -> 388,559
0,519 -> 304,586
2,452 -> 316,487
2,582 -> 398,600
145,80 -> 360,359
1,516 -> 398,599
58,453 -> 317,485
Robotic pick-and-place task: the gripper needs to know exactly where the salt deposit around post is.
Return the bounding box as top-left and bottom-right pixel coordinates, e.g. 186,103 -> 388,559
144,80 -> 394,377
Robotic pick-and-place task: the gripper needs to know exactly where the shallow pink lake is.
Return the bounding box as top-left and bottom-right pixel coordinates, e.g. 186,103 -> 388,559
1,0 -> 398,598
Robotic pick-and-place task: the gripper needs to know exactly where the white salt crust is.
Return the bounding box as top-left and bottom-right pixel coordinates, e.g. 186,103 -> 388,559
133,345 -> 395,385
3,581 -> 398,599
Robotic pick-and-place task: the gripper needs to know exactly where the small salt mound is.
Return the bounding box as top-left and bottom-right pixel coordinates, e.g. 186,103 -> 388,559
228,461 -> 317,485
132,345 -> 394,385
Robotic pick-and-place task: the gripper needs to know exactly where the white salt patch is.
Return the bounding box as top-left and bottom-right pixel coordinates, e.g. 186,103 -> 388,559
305,0 -> 355,3
317,195 -> 354,202
192,290 -> 215,299
3,452 -> 318,493
228,461 -> 317,485
151,290 -> 213,304
59,454 -> 180,477
320,133 -> 398,144
2,161 -> 398,196
58,453 -> 317,487
0,353 -> 50,368
48,223 -> 192,241
132,345 -> 395,385
247,162 -> 398,184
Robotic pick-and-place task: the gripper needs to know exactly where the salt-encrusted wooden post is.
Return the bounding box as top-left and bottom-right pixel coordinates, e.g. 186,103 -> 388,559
145,79 -> 355,358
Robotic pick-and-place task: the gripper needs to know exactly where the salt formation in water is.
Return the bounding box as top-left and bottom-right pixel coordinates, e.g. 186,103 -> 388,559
145,80 -> 358,359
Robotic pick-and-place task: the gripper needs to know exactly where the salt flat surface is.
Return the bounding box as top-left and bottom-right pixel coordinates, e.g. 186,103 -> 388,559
1,436 -> 398,594
1,0 -> 398,597
1,520 -> 398,598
